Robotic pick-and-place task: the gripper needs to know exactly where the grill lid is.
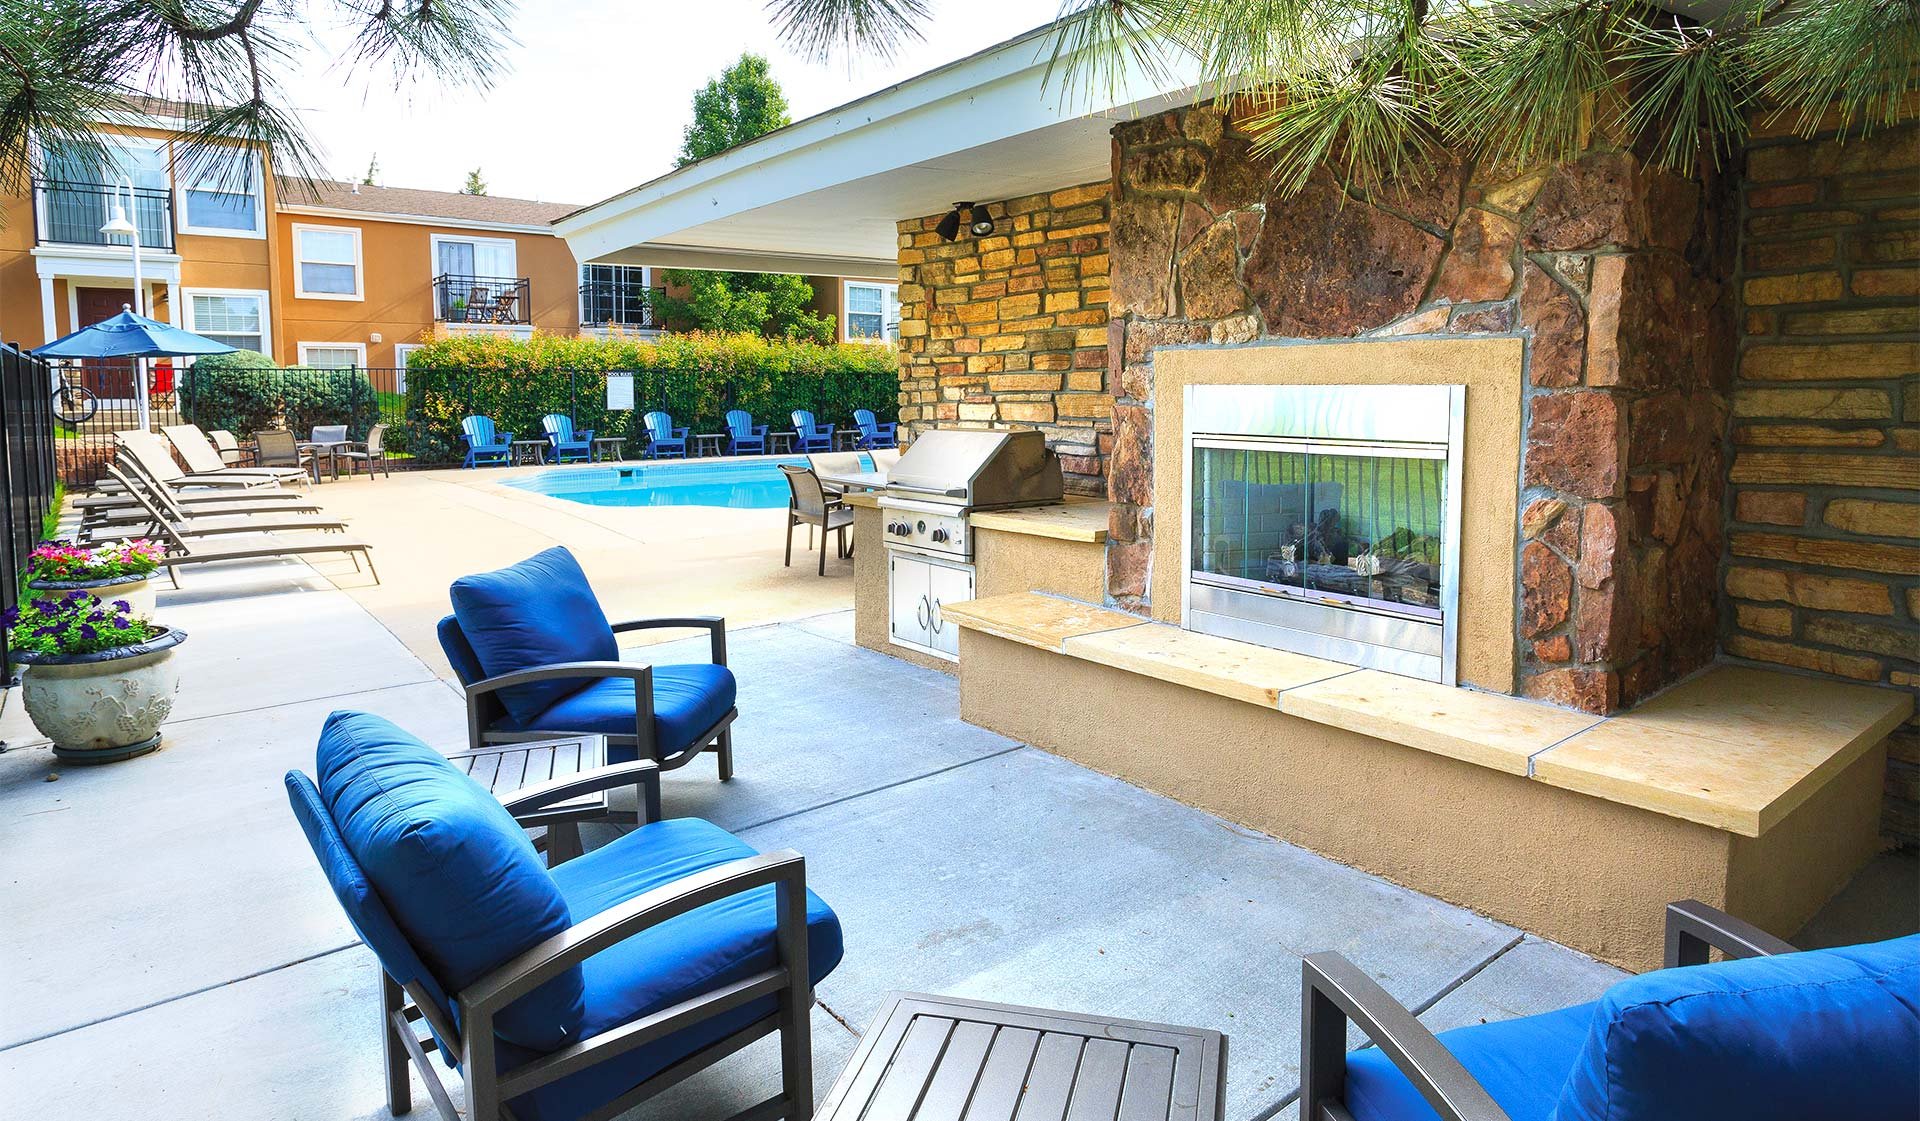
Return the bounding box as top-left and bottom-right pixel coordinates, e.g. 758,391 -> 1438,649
885,428 -> 1064,509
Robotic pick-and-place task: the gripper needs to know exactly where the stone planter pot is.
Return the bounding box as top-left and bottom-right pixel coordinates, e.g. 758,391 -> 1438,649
26,573 -> 158,619
14,626 -> 187,764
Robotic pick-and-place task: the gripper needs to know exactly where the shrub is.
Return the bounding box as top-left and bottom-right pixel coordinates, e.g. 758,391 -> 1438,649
177,349 -> 279,436
282,367 -> 379,440
400,331 -> 898,461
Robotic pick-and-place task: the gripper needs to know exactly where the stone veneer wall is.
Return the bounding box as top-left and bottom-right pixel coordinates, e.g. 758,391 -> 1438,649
1104,105 -> 1735,713
1725,117 -> 1919,844
894,185 -> 1113,492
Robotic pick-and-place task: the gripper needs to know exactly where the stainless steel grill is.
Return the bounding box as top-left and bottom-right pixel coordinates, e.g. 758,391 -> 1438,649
878,429 -> 1063,562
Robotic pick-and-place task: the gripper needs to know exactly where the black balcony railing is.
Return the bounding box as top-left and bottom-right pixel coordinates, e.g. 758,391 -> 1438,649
33,180 -> 175,251
579,281 -> 664,330
434,274 -> 532,325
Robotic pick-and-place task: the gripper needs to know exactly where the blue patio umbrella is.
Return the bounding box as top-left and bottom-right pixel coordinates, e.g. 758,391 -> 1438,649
33,307 -> 236,429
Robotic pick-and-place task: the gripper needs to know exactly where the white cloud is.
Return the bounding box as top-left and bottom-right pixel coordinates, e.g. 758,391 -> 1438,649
279,0 -> 1052,206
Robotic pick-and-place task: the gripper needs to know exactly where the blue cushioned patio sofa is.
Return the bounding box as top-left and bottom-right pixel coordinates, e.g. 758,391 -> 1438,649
1300,899 -> 1920,1121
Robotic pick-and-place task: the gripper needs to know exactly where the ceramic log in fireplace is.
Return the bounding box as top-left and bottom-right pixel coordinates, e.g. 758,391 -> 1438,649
1181,383 -> 1465,684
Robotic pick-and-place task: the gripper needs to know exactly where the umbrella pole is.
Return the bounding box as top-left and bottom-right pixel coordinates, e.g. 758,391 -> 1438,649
136,354 -> 151,431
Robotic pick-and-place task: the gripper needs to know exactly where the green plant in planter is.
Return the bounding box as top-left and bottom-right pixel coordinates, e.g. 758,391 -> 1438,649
27,539 -> 164,583
4,593 -> 157,658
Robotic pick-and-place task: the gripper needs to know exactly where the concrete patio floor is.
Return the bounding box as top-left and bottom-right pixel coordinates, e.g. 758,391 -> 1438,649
0,552 -> 1907,1121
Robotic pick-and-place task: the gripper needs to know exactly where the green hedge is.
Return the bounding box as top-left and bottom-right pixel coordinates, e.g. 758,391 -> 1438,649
399,331 -> 899,463
178,351 -> 380,441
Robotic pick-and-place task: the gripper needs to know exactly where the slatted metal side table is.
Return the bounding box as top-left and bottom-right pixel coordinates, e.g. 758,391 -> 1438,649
817,992 -> 1227,1121
445,734 -> 614,864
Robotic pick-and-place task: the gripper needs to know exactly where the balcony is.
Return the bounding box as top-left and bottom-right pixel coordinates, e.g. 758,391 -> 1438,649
579,280 -> 663,330
33,180 -> 175,251
434,274 -> 531,325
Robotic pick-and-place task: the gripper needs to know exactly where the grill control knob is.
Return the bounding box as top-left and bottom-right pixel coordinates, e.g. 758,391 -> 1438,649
931,528 -> 950,543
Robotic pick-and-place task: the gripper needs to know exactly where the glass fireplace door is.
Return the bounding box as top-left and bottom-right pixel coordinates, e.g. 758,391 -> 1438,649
1190,439 -> 1449,622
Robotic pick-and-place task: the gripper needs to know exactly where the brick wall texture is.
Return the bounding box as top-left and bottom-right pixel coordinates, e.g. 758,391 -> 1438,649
894,185 -> 1113,493
1726,117 -> 1920,844
1103,105 -> 1736,713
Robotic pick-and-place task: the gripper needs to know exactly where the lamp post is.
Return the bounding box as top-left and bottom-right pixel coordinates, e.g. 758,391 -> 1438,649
99,183 -> 150,430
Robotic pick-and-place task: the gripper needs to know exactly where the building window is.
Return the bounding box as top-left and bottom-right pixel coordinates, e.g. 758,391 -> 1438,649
580,264 -> 653,328
184,290 -> 269,355
844,280 -> 899,343
293,224 -> 363,299
177,146 -> 263,236
297,343 -> 367,369
393,343 -> 422,392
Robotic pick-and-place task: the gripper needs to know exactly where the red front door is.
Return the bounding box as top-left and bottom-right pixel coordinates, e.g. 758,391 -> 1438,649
73,286 -> 137,397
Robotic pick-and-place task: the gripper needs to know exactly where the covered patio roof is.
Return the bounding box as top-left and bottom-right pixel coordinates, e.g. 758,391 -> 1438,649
553,24 -> 1196,277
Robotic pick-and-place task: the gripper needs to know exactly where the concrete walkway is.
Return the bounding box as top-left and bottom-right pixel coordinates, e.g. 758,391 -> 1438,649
2,554 -> 1631,1120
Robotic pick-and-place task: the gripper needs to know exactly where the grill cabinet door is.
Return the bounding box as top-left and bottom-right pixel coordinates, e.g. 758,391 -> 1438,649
889,553 -> 934,652
926,560 -> 975,659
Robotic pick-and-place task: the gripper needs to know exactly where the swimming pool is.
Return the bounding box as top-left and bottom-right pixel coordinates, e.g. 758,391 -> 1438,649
502,457 -> 870,509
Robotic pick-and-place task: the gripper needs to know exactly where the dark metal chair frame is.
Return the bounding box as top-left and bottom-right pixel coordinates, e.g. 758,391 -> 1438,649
372,757 -> 818,1121
1298,900 -> 1798,1121
461,616 -> 736,823
337,422 -> 392,479
778,465 -> 852,576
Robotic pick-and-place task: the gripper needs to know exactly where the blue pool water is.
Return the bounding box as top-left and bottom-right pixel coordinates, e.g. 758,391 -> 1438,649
503,457 -> 870,509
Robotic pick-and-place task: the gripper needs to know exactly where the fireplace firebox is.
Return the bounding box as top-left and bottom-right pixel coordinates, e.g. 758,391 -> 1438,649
1182,383 -> 1465,684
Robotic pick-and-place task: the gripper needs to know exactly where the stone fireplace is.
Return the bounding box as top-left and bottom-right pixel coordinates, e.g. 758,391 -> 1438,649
1183,382 -> 1465,683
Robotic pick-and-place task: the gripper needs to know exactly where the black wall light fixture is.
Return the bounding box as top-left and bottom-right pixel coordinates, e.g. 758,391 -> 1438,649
936,201 -> 995,242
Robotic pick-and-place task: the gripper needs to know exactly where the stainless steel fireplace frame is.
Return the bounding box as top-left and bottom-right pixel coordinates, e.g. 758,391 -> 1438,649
1180,383 -> 1467,685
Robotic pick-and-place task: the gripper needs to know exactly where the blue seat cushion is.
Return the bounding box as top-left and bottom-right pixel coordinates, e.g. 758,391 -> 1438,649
313,711 -> 585,1051
498,818 -> 844,1121
495,663 -> 736,757
1345,1001 -> 1595,1121
1553,934 -> 1920,1121
449,547 -> 617,724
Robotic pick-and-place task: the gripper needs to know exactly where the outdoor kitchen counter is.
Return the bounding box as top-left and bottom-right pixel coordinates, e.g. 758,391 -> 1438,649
941,592 -> 1911,838
967,498 -> 1110,542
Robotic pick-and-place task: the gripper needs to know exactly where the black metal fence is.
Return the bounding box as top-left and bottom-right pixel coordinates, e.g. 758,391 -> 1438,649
433,274 -> 531,324
33,180 -> 175,251
172,366 -> 896,469
45,359 -> 168,487
2,343 -> 61,668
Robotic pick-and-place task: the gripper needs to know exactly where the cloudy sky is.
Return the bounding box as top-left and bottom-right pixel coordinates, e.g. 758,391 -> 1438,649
280,0 -> 1055,208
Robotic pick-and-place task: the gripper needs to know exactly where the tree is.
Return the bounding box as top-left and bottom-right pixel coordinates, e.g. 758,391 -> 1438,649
659,55 -> 832,343
677,53 -> 791,167
766,0 -> 1918,194
462,167 -> 488,195
361,154 -> 379,186
0,0 -> 515,196
653,270 -> 835,344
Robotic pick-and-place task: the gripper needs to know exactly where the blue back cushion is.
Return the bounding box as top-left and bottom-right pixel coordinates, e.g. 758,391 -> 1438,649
314,710 -> 586,1050
449,547 -> 617,724
1553,934 -> 1920,1121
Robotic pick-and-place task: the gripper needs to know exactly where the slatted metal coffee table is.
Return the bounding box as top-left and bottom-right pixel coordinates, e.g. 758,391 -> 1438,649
817,992 -> 1227,1121
445,734 -> 613,863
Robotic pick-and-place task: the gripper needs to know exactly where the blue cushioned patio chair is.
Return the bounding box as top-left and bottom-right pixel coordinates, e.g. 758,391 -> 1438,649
790,410 -> 833,453
461,416 -> 514,469
438,546 -> 736,821
725,409 -> 767,456
287,710 -> 841,1121
541,414 -> 595,464
851,408 -> 896,450
642,411 -> 688,459
1300,899 -> 1920,1121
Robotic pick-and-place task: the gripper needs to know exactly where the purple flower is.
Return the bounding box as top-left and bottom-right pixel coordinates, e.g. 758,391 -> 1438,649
29,599 -> 54,613
77,624 -> 98,641
111,600 -> 132,613
0,606 -> 17,626
63,590 -> 88,605
112,616 -> 131,629
31,625 -> 57,638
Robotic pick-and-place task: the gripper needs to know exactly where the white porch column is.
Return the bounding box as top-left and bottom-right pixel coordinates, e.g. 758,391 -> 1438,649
39,277 -> 57,346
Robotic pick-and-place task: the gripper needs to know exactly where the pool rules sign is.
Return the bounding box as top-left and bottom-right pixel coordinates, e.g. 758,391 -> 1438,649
606,371 -> 635,411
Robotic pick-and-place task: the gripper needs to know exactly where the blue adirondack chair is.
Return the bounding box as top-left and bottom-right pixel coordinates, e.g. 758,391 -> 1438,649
642,411 -> 688,458
725,409 -> 767,455
541,414 -> 594,463
791,410 -> 833,453
852,408 -> 897,450
287,709 -> 841,1121
460,416 -> 514,468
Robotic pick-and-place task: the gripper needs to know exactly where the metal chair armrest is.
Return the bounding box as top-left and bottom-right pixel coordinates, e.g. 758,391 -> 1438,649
611,616 -> 728,665
1300,952 -> 1512,1121
499,758 -> 661,818
466,850 -> 804,1013
1664,900 -> 1797,967
463,661 -> 657,761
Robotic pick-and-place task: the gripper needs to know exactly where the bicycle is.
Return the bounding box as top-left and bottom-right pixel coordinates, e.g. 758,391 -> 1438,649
51,367 -> 97,425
